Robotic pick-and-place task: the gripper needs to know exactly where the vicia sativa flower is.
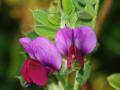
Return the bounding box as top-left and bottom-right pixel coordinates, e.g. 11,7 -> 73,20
55,26 -> 97,68
19,37 -> 62,87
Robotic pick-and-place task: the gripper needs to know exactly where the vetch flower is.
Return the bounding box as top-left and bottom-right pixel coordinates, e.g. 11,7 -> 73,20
55,26 -> 97,68
19,37 -> 62,87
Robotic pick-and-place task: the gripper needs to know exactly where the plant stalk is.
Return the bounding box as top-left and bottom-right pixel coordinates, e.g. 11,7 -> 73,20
73,71 -> 80,90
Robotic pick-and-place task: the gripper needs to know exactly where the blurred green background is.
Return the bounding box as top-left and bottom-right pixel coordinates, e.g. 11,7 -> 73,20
0,0 -> 120,90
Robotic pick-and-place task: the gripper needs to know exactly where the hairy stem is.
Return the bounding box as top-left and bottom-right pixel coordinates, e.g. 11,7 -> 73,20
73,71 -> 80,90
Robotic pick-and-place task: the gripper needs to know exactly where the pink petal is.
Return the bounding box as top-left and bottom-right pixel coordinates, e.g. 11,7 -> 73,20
19,37 -> 35,59
31,37 -> 62,70
74,26 -> 97,54
55,27 -> 73,56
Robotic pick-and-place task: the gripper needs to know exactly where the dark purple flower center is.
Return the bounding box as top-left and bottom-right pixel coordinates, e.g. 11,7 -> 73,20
67,30 -> 84,68
67,44 -> 84,68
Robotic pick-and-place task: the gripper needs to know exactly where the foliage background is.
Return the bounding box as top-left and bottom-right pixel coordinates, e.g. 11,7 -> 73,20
0,0 -> 120,90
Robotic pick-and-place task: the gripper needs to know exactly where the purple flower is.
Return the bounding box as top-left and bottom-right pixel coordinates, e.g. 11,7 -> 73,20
55,26 -> 97,68
19,37 -> 62,87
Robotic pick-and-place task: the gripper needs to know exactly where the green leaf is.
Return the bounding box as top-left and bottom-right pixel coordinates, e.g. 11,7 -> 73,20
83,62 -> 91,80
32,10 -> 49,25
16,76 -> 24,86
32,10 -> 58,30
48,13 -> 61,26
84,4 -> 94,17
62,0 -> 75,15
78,0 -> 87,5
32,9 -> 60,39
75,20 -> 93,28
74,0 -> 85,10
75,0 -> 98,29
48,0 -> 58,13
76,62 -> 91,86
107,73 -> 120,90
78,0 -> 96,5
89,0 -> 96,5
34,26 -> 57,40
63,13 -> 78,28
27,31 -> 38,39
77,4 -> 94,21
78,11 -> 93,20
69,13 -> 78,27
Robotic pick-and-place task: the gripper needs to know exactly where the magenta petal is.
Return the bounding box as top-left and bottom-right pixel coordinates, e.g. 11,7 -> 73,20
31,37 -> 62,70
55,28 -> 73,56
19,37 -> 35,59
74,26 -> 97,54
28,60 -> 49,87
21,60 -> 32,83
76,51 -> 84,67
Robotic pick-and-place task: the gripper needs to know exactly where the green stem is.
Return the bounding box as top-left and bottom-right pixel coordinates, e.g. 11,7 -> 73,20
65,75 -> 68,90
73,71 -> 80,90
93,0 -> 99,28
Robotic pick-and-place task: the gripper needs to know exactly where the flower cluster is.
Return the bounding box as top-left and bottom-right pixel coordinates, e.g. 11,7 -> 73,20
19,26 -> 97,87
